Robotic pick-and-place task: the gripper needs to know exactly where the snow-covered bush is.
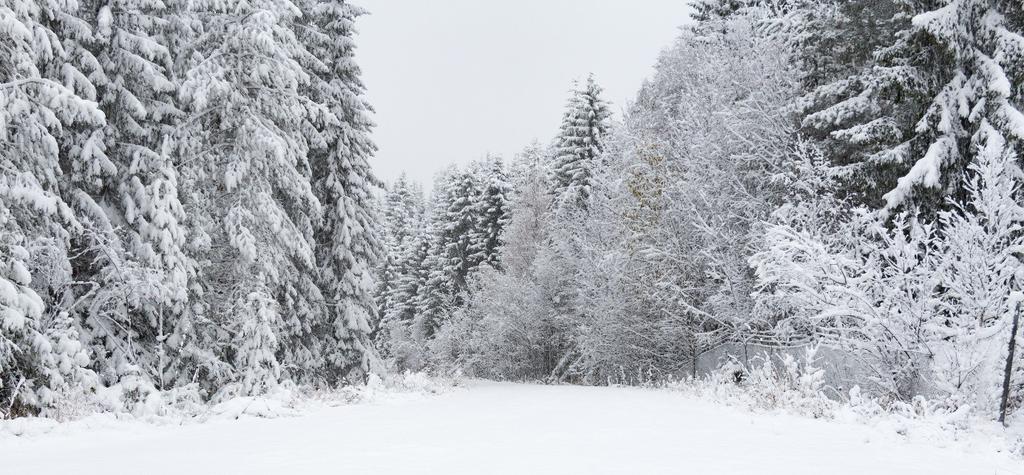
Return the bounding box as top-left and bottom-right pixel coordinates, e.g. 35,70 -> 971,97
689,347 -> 836,419
0,213 -> 94,418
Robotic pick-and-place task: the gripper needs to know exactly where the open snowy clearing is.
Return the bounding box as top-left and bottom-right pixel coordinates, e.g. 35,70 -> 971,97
2,382 -> 1022,475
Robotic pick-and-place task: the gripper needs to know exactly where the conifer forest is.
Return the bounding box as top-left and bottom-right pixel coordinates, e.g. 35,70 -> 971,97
3,1 -> 1024,473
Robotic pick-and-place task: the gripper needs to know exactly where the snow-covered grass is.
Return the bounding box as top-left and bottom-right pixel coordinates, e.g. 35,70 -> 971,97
661,356 -> 1024,464
2,379 -> 1022,474
0,371 -> 454,439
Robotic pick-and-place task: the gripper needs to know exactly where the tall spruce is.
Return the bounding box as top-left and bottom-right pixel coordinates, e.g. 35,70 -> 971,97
76,0 -> 196,389
1,0 -> 101,415
301,0 -> 382,384
552,75 -> 612,210
177,0 -> 328,394
470,158 -> 512,268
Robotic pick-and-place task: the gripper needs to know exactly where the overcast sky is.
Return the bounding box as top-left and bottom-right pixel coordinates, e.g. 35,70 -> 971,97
356,0 -> 694,187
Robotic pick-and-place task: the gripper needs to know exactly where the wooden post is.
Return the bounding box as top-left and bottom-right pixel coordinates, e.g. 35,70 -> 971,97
999,304 -> 1021,425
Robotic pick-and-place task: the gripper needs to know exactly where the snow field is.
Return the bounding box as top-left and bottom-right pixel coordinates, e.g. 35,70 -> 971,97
2,381 -> 1021,475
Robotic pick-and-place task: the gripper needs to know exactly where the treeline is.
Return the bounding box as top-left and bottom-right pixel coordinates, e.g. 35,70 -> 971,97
1,0 -> 377,416
376,0 -> 1024,419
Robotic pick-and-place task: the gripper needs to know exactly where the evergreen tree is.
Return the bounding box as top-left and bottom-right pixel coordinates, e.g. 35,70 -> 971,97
887,0 -> 1024,211
439,169 -> 484,294
301,0 -> 382,383
412,173 -> 463,338
376,173 -> 424,324
469,158 -> 512,269
792,0 -> 1024,214
1,0 -> 102,415
75,0 -> 196,389
552,75 -> 612,210
792,1 -> 934,209
380,231 -> 431,369
233,290 -> 282,395
177,0 -> 327,392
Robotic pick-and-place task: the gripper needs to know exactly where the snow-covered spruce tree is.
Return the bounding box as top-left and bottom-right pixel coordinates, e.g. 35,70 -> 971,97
299,0 -> 382,384
782,1 -> 902,92
789,0 -> 939,210
380,231 -> 431,370
0,211 -> 93,417
887,0 -> 1024,213
433,169 -> 483,301
72,0 -> 198,391
412,171 -> 473,341
428,146 -> 562,379
379,174 -> 424,255
551,75 -> 612,211
468,157 -> 512,269
391,159 -> 515,369
793,0 -> 1023,214
376,174 -> 424,334
0,0 -> 101,416
177,0 -> 327,394
233,290 -> 282,396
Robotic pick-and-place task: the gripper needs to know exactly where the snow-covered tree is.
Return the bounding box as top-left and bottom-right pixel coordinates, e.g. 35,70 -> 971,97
935,120 -> 1024,414
379,231 -> 432,370
376,174 -> 424,328
551,75 -> 612,210
885,0 -> 1024,212
70,0 -> 198,390
176,0 -> 328,388
411,172 -> 469,340
0,0 -> 105,416
233,290 -> 282,396
0,205 -> 93,417
301,0 -> 382,384
791,0 -> 1023,214
469,157 -> 512,269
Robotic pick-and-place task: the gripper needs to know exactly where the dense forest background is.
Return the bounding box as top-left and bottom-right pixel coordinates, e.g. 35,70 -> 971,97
373,0 -> 1024,420
3,0 -> 1024,425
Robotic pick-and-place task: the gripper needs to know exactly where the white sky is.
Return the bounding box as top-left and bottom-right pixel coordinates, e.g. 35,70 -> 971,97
356,0 -> 694,187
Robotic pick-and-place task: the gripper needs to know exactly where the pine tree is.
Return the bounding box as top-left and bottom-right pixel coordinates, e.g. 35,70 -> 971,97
414,253 -> 451,341
74,0 -> 196,389
887,0 -> 1024,211
300,0 -> 382,384
794,0 -> 1024,214
1,0 -> 102,416
376,174 -> 424,323
233,290 -> 282,395
380,174 -> 424,252
177,0 -> 327,389
552,75 -> 612,210
469,157 -> 512,268
0,203 -> 94,417
792,0 -> 936,209
386,234 -> 430,328
380,231 -> 431,369
439,169 -> 483,294
412,172 -> 464,338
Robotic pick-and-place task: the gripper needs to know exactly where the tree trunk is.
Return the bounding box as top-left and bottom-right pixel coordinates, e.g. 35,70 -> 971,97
999,305 -> 1020,425
691,343 -> 699,380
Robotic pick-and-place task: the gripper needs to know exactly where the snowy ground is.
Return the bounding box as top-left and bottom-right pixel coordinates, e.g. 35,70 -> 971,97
2,381 -> 1022,474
